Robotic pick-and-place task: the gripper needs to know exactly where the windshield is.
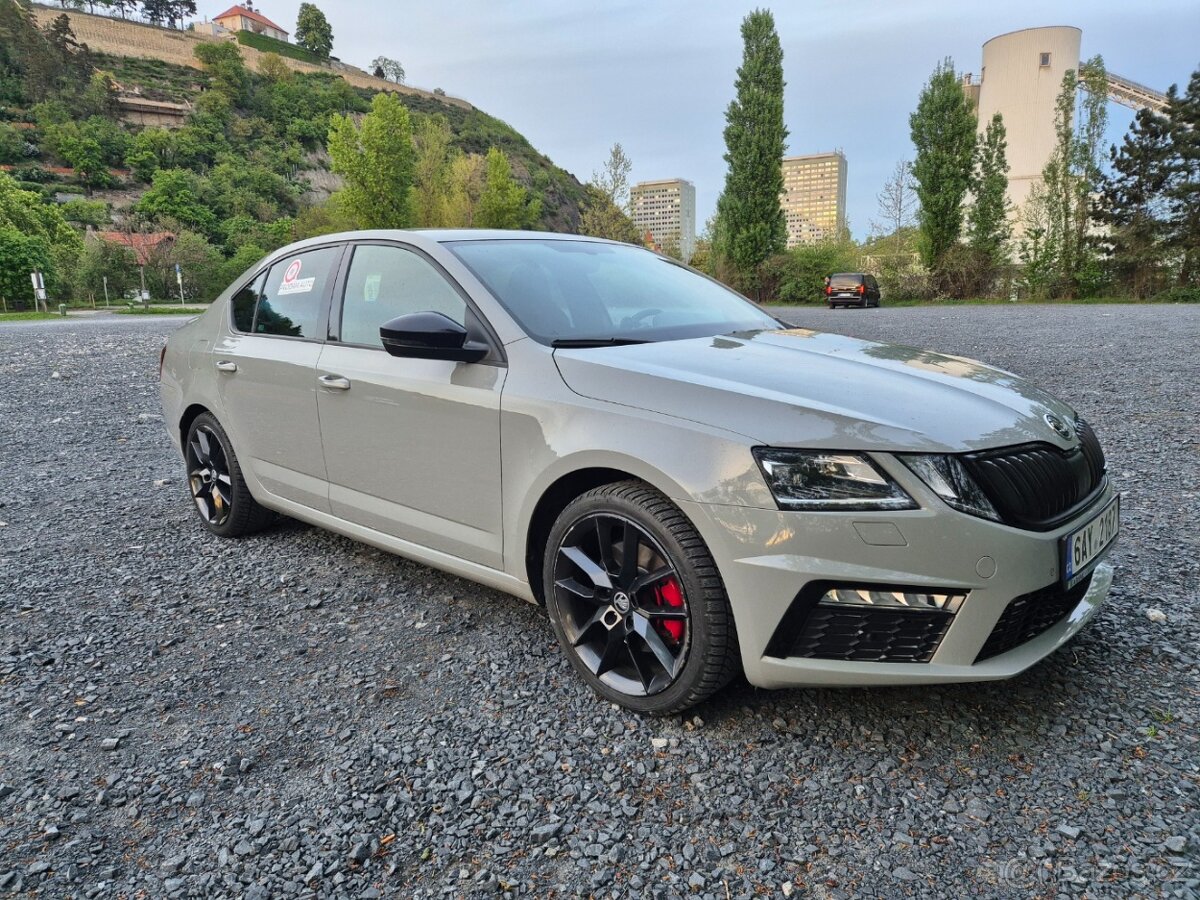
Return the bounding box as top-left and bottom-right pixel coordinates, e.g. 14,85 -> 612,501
445,239 -> 781,345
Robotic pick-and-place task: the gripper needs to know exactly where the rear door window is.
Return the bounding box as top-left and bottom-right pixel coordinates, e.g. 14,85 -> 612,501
830,274 -> 864,289
253,247 -> 340,339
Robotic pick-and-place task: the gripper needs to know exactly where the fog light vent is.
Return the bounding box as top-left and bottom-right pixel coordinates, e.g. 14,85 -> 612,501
820,588 -> 966,614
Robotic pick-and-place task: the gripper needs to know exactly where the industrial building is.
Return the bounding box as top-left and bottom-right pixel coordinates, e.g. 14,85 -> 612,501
630,179 -> 697,262
964,26 -> 1168,231
780,151 -> 847,248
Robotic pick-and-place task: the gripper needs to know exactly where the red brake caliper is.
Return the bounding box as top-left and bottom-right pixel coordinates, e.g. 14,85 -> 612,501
654,578 -> 686,643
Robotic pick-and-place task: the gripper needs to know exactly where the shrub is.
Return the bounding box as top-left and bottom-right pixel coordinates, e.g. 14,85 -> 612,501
761,241 -> 860,304
58,198 -> 109,226
1153,285 -> 1200,303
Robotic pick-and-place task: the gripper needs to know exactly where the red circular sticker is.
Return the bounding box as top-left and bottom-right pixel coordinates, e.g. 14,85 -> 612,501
283,259 -> 302,284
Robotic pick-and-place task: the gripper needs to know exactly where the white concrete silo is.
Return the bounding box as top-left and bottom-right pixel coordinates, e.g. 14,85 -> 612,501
976,27 -> 1082,219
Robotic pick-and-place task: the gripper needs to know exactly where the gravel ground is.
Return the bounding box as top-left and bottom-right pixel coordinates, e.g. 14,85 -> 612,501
1,306 -> 1197,899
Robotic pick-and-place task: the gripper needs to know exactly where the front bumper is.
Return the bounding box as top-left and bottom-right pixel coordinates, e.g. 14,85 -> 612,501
679,478 -> 1116,689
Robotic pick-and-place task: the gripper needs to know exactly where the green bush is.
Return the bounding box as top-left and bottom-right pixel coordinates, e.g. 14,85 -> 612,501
58,198 -> 109,226
1153,285 -> 1200,303
13,163 -> 49,182
762,241 -> 861,304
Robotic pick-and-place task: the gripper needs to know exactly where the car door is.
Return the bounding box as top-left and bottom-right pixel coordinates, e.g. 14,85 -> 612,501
212,244 -> 343,513
315,241 -> 507,568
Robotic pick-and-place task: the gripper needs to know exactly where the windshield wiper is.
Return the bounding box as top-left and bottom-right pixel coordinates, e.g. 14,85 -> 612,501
550,337 -> 651,348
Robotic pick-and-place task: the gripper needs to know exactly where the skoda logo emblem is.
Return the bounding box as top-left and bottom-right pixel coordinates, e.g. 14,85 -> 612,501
612,591 -> 632,614
1044,413 -> 1074,441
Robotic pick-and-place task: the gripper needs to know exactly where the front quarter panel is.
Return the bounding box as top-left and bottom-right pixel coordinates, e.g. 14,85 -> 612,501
501,340 -> 771,587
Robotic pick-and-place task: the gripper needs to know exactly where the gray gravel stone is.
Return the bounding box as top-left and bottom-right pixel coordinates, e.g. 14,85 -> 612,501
0,308 -> 1196,898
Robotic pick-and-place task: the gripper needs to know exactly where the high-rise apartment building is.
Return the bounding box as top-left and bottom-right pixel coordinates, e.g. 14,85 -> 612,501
780,151 -> 847,247
630,179 -> 696,262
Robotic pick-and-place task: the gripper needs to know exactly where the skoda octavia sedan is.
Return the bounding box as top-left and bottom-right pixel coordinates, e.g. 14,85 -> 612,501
160,231 -> 1118,714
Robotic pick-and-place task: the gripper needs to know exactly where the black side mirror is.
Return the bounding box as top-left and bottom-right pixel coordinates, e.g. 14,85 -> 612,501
379,311 -> 488,363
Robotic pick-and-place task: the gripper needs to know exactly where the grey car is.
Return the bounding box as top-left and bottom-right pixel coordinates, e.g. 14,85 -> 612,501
159,231 -> 1118,714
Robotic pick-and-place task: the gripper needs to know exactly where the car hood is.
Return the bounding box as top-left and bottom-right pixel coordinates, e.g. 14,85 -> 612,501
553,327 -> 1080,453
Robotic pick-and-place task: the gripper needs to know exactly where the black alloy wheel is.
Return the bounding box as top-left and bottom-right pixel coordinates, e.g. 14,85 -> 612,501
183,412 -> 274,537
553,512 -> 690,696
187,424 -> 232,527
544,481 -> 740,714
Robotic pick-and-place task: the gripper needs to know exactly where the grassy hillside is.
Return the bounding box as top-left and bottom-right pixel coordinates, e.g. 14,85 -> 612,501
83,51 -> 588,232
0,1 -> 588,305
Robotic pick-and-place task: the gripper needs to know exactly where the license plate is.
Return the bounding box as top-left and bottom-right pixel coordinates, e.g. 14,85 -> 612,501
1061,496 -> 1119,588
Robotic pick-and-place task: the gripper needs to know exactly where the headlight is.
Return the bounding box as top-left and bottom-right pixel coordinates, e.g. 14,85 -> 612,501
752,449 -> 917,511
899,454 -> 1000,521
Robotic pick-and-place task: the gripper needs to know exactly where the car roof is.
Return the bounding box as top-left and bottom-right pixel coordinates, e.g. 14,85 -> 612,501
266,229 -> 629,261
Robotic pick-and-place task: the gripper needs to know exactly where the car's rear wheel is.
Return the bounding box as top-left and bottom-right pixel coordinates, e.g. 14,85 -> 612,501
184,412 -> 274,537
544,480 -> 740,715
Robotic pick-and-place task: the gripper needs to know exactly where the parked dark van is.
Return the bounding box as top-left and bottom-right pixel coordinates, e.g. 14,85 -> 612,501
826,273 -> 881,308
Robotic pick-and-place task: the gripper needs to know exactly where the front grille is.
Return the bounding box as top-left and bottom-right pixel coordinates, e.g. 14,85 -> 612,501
963,418 -> 1107,531
774,606 -> 952,663
975,575 -> 1093,662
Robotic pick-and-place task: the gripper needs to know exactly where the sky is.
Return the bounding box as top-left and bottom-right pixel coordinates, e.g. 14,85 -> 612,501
200,0 -> 1200,239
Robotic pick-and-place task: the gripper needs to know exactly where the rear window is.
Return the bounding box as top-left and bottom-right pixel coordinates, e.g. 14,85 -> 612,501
830,273 -> 864,288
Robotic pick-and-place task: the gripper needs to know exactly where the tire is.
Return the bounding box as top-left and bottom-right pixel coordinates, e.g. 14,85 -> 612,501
543,480 -> 740,715
184,412 -> 275,538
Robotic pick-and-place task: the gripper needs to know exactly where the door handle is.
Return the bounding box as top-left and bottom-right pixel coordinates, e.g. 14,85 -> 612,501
318,374 -> 351,391
215,360 -> 238,373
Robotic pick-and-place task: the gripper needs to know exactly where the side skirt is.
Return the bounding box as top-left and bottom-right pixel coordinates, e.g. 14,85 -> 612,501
263,493 -> 537,605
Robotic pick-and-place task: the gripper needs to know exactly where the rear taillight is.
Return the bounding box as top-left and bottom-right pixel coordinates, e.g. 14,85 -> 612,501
825,285 -> 831,295
857,283 -> 865,295
159,345 -> 167,380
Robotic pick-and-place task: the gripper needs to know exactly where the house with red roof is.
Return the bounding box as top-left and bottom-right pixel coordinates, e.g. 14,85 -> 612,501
90,231 -> 176,267
212,3 -> 289,42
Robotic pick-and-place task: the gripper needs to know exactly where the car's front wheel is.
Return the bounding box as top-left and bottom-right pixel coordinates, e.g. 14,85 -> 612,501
544,481 -> 740,715
184,412 -> 274,537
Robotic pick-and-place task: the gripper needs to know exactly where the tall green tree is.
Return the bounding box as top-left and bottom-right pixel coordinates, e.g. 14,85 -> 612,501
295,3 -> 333,58
370,56 -> 405,84
967,112 -> 1011,266
0,172 -> 80,306
476,147 -> 539,230
411,114 -> 454,227
1164,67 -> 1200,285
1099,107 -> 1172,298
579,142 -> 640,243
909,58 -> 976,278
0,225 -> 52,310
327,91 -> 416,228
713,8 -> 787,295
134,167 -> 216,233
1026,57 -> 1109,298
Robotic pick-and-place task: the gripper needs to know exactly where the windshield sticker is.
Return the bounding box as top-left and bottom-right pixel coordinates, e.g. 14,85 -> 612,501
363,273 -> 381,303
277,258 -> 315,295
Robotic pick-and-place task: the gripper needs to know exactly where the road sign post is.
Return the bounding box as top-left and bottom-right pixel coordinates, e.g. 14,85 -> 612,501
30,271 -> 46,313
102,275 -> 110,308
176,263 -> 184,305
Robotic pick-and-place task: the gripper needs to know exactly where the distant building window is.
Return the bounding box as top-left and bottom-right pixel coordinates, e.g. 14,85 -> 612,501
1039,52 -> 1051,67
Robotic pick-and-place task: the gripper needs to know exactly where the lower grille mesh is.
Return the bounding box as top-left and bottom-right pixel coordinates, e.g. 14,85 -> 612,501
781,607 -> 952,663
975,576 -> 1093,662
